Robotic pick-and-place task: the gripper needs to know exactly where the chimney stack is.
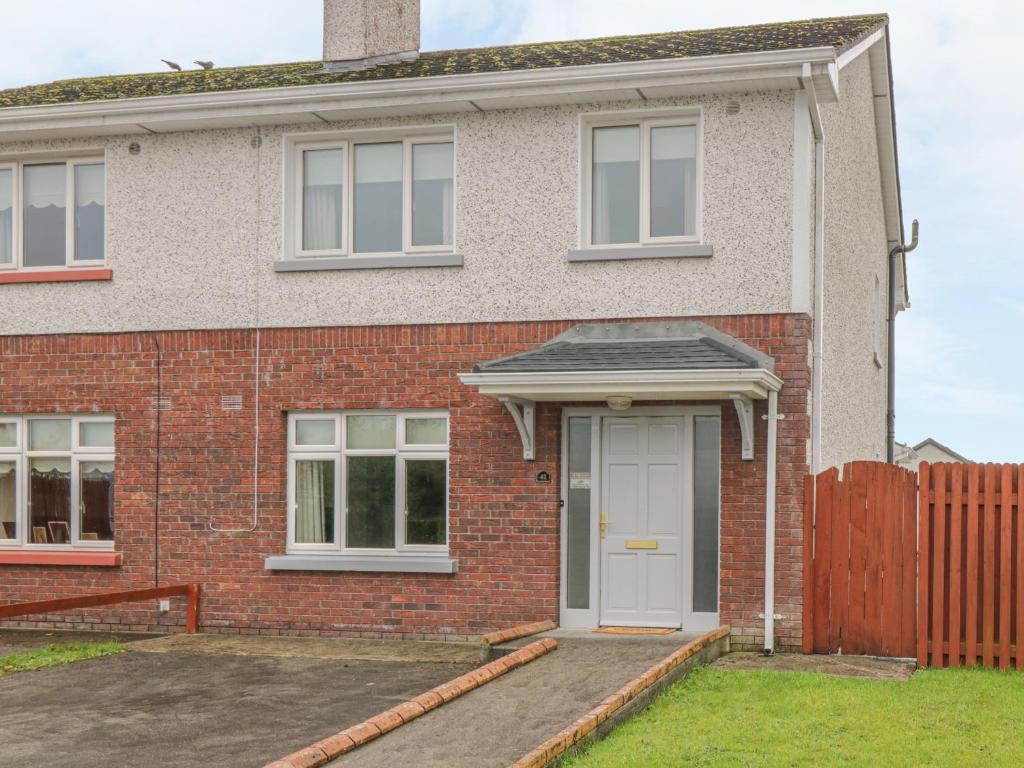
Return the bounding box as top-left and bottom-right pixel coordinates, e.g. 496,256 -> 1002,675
323,0 -> 420,71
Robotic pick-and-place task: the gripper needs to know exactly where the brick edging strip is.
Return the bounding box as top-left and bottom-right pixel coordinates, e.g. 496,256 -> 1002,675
265,637 -> 558,768
509,625 -> 730,768
481,619 -> 557,647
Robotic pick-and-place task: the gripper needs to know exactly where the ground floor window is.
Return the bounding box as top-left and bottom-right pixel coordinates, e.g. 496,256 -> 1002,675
0,415 -> 115,547
287,411 -> 448,554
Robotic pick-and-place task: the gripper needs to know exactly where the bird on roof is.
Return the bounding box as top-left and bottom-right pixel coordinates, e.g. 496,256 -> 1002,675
194,60 -> 215,70
161,59 -> 182,72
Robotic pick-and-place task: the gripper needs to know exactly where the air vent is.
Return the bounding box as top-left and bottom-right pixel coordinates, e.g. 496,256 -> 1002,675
151,396 -> 172,411
221,395 -> 243,411
725,101 -> 741,116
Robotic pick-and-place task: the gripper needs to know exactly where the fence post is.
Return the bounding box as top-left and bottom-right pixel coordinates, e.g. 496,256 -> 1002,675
186,583 -> 201,634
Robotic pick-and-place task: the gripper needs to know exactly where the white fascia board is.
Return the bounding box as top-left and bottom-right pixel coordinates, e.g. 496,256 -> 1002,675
0,47 -> 838,140
836,28 -> 885,71
458,368 -> 783,402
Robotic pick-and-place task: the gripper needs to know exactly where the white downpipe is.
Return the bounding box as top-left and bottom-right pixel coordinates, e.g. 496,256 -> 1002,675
802,63 -> 826,476
811,137 -> 825,475
764,389 -> 779,653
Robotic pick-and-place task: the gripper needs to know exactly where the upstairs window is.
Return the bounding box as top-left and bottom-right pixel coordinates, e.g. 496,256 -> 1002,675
290,133 -> 454,259
586,116 -> 700,247
0,159 -> 105,271
0,416 -> 115,548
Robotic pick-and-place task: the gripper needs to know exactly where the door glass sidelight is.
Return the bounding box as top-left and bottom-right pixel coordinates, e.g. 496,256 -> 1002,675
566,417 -> 592,609
692,415 -> 721,613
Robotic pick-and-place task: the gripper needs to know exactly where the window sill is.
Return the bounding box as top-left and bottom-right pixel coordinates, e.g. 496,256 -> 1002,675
0,268 -> 112,285
264,554 -> 457,574
0,550 -> 122,567
275,254 -> 462,273
567,244 -> 712,262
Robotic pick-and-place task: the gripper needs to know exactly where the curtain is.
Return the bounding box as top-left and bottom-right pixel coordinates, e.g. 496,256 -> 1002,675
295,460 -> 330,544
303,185 -> 343,251
0,208 -> 11,265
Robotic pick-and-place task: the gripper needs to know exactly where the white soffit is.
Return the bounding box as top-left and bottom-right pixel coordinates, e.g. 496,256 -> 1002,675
0,48 -> 840,140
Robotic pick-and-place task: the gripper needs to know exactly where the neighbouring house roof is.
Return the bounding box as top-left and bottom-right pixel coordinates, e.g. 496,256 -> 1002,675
0,14 -> 887,108
912,438 -> 970,463
473,322 -> 774,374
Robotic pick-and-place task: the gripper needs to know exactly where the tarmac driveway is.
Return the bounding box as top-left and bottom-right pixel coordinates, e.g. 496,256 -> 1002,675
0,632 -> 476,768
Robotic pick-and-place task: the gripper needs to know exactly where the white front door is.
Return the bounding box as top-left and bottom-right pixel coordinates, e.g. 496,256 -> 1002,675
599,416 -> 686,627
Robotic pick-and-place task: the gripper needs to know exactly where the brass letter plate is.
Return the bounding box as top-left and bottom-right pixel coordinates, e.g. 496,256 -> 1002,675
625,540 -> 658,550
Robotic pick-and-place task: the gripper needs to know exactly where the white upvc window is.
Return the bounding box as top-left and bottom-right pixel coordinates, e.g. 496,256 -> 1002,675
582,113 -> 701,248
286,130 -> 455,260
0,415 -> 115,549
286,411 -> 449,555
0,158 -> 106,272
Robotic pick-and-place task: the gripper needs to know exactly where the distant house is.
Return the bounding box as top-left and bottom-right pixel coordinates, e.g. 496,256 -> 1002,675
895,439 -> 969,471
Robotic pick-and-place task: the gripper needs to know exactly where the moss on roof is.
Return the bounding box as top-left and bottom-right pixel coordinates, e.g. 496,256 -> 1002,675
0,14 -> 887,108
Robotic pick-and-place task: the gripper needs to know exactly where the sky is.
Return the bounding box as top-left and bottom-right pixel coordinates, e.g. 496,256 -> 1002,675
0,1 -> 1020,461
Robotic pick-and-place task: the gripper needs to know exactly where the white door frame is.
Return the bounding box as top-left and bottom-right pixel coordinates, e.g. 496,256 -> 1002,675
559,405 -> 721,630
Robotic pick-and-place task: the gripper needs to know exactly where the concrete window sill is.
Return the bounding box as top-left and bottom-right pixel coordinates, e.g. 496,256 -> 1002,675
264,554 -> 458,574
274,254 -> 463,272
0,268 -> 112,285
567,244 -> 713,262
0,550 -> 122,567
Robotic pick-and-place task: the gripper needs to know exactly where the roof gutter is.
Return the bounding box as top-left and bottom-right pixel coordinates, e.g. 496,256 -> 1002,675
0,46 -> 840,140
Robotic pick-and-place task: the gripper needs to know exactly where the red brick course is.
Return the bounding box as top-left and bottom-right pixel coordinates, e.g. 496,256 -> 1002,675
0,314 -> 809,649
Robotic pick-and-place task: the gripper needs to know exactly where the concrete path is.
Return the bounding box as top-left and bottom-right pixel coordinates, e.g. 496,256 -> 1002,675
330,629 -> 705,768
0,645 -> 474,768
713,650 -> 916,681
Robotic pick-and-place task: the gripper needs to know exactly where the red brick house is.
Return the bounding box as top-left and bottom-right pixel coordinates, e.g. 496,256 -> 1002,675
0,3 -> 907,652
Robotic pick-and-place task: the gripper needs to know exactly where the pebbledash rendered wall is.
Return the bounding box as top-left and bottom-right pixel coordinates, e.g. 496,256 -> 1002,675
0,313 -> 809,649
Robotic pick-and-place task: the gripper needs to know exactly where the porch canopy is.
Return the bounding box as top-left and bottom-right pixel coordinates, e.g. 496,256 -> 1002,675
458,321 -> 782,461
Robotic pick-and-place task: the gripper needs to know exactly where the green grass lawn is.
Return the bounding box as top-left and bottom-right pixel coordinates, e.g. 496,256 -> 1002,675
563,666 -> 1024,767
0,642 -> 123,677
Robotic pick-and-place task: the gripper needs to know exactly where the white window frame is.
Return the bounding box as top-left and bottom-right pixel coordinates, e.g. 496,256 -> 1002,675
0,415 -> 115,550
284,127 -> 456,261
580,109 -> 703,250
286,411 -> 449,556
0,156 -> 107,273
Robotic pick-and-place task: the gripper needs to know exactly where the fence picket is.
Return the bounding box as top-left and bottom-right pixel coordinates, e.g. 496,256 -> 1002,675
848,462 -> 868,655
1017,465 -> 1024,671
983,464 -> 997,668
881,465 -> 900,657
900,467 -> 917,658
932,463 -> 947,667
948,463 -> 963,667
1000,464 -> 1013,669
918,462 -> 931,667
812,468 -> 835,653
966,464 -> 980,666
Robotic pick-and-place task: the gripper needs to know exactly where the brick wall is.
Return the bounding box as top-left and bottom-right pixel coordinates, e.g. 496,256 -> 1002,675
0,314 -> 809,647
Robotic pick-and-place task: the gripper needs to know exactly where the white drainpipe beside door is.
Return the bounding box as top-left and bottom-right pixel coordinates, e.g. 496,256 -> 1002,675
764,388 -> 779,654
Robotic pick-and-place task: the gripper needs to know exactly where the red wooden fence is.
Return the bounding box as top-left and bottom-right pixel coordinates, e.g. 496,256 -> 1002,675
803,461 -> 918,657
918,464 -> 1024,669
0,583 -> 201,633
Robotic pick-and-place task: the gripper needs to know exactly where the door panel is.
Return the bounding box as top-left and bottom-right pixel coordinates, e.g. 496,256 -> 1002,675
647,463 -> 681,536
600,416 -> 685,627
606,464 -> 640,536
606,553 -> 640,612
646,554 -> 679,612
